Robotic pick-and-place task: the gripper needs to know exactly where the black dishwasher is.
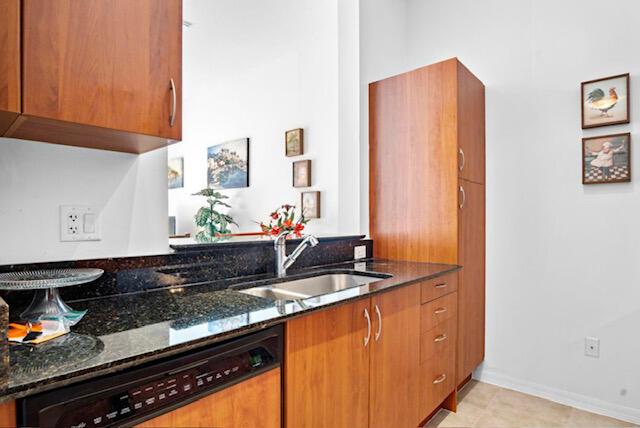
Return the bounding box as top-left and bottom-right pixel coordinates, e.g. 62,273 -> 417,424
19,325 -> 282,428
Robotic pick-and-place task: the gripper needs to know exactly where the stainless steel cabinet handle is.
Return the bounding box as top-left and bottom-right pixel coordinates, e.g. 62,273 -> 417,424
374,304 -> 382,341
364,308 -> 371,347
434,283 -> 447,289
434,334 -> 448,343
434,307 -> 447,315
169,78 -> 177,127
459,148 -> 465,171
459,185 -> 466,209
433,374 -> 447,384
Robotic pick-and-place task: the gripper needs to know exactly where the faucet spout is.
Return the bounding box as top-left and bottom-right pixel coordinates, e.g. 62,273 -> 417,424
274,233 -> 319,277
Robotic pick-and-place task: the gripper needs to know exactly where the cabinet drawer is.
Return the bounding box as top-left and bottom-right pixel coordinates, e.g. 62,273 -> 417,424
420,273 -> 457,304
421,292 -> 457,333
420,318 -> 456,364
420,352 -> 456,416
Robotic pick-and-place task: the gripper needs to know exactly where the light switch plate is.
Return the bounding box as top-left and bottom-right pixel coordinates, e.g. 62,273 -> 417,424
354,245 -> 367,260
60,205 -> 102,242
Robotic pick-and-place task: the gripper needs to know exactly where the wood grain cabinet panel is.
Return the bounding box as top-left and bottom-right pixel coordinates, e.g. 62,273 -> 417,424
136,368 -> 280,428
421,291 -> 458,333
0,0 -> 20,134
457,63 -> 486,184
285,299 -> 371,428
420,273 -> 458,304
5,0 -> 183,153
369,285 -> 421,428
370,57 -> 485,408
457,179 -> 486,384
0,401 -> 16,428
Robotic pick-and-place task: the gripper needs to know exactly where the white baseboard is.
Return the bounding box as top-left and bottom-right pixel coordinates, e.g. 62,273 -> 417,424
475,367 -> 640,425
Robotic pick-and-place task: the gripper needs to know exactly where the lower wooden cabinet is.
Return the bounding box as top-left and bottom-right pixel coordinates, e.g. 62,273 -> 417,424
137,368 -> 280,428
285,298 -> 371,428
286,284 -> 426,428
0,400 -> 16,428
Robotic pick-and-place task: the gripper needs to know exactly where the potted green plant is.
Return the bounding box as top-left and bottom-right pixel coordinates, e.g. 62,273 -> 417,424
193,188 -> 238,242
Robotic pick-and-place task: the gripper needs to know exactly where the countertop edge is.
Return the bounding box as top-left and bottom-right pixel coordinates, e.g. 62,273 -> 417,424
1,261 -> 460,403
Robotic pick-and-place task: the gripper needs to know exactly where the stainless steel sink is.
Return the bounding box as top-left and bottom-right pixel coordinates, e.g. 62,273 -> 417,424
237,273 -> 388,301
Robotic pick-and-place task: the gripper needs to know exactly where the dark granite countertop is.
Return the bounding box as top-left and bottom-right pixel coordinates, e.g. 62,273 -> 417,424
2,259 -> 459,403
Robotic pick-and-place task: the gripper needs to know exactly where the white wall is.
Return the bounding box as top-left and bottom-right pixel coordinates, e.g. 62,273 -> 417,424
0,139 -> 169,264
358,0 -> 408,234
170,0 -> 353,236
401,0 -> 640,421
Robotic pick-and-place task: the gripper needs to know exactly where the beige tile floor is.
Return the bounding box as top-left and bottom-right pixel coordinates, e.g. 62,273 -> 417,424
425,380 -> 637,428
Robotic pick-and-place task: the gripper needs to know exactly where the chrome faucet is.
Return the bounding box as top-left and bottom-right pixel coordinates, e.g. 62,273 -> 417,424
274,232 -> 319,277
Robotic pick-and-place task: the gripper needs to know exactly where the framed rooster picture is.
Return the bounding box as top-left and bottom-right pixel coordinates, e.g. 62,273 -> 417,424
581,73 -> 630,129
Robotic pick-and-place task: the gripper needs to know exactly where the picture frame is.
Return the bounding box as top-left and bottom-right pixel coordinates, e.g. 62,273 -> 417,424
581,73 -> 630,129
582,132 -> 631,185
293,160 -> 312,187
168,157 -> 184,189
285,128 -> 304,157
301,191 -> 320,219
207,138 -> 250,189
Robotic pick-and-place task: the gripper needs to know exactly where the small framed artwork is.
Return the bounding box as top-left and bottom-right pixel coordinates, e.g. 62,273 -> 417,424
293,160 -> 312,187
168,157 -> 184,189
207,138 -> 250,189
582,133 -> 631,185
285,128 -> 304,157
301,191 -> 320,219
581,73 -> 630,129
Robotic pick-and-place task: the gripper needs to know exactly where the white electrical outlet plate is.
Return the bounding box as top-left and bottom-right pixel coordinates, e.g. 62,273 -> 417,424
585,337 -> 600,358
60,205 -> 102,242
354,245 -> 367,260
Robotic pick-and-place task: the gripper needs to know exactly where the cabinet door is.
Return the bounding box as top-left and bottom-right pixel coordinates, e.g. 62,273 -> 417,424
457,180 -> 486,384
22,0 -> 182,141
136,368 -> 280,428
0,0 -> 20,134
457,62 -> 485,184
286,300 -> 371,428
369,285 -> 421,428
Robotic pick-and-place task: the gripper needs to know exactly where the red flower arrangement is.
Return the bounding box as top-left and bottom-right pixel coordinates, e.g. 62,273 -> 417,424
260,204 -> 309,238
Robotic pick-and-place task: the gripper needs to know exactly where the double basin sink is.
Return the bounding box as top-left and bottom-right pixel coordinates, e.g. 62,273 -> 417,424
236,272 -> 391,302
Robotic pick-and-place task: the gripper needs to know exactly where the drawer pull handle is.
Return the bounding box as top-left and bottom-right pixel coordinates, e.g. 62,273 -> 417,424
433,374 -> 447,385
364,308 -> 371,347
169,78 -> 177,127
434,283 -> 447,289
434,334 -> 448,343
459,148 -> 465,171
434,307 -> 447,315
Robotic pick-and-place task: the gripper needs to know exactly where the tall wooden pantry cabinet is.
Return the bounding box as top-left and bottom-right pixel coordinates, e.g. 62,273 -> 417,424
369,58 -> 486,392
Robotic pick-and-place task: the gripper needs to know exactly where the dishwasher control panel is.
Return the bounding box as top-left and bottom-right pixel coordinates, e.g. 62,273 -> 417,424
20,326 -> 282,428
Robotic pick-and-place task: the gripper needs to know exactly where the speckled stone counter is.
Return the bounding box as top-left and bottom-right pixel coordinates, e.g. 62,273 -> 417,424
1,259 -> 459,403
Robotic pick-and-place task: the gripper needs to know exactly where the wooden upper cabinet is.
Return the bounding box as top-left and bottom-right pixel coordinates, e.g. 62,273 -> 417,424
369,59 -> 459,264
0,0 -> 20,134
5,0 -> 182,153
457,63 -> 486,184
369,285 -> 421,428
457,179 -> 485,384
285,299 -> 370,428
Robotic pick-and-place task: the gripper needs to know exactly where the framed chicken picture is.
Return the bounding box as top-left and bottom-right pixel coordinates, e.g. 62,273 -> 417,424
582,133 -> 631,185
581,73 -> 630,129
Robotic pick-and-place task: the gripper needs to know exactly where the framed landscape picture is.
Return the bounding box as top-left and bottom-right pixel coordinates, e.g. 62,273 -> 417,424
168,157 -> 184,189
207,138 -> 249,189
581,73 -> 630,129
285,128 -> 304,157
293,160 -> 311,187
301,191 -> 320,219
582,133 -> 631,184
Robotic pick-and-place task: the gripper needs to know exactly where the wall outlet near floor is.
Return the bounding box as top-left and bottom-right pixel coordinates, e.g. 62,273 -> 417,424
584,337 -> 600,358
60,205 -> 102,242
354,245 -> 367,260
